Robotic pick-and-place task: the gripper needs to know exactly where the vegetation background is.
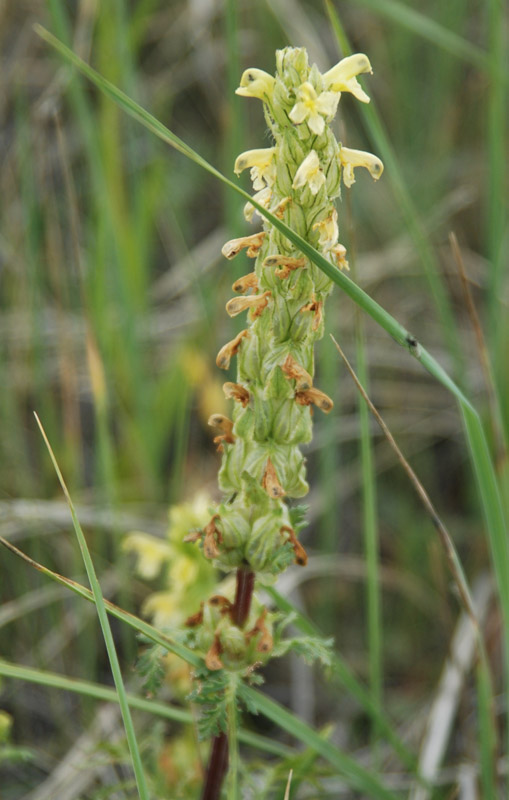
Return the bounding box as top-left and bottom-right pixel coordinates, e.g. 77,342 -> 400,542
0,0 -> 507,797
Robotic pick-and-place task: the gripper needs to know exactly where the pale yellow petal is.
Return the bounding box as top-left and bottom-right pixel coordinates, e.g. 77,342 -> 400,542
323,54 -> 372,102
123,533 -> 173,580
340,146 -> 384,186
236,68 -> 275,99
307,112 -> 325,136
143,591 -> 179,628
289,102 -> 309,125
234,148 -> 275,175
292,151 -> 325,195
315,91 -> 340,118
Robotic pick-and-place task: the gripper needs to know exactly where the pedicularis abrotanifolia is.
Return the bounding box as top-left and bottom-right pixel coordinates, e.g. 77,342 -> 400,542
183,45 -> 383,739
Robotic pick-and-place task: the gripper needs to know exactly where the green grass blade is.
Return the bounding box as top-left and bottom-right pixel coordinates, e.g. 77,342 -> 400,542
240,684 -> 398,800
325,2 -> 464,374
348,224 -> 382,748
33,414 -> 150,800
476,655 -> 497,797
355,315 -> 382,748
0,534 -> 203,669
0,535 -> 398,794
224,0 -> 244,236
266,586 -> 419,774
0,659 -> 293,758
486,0 -> 508,399
352,0 -> 505,79
0,658 -> 190,722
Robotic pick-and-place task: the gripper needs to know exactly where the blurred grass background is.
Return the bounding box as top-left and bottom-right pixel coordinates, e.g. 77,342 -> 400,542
0,0 -> 508,797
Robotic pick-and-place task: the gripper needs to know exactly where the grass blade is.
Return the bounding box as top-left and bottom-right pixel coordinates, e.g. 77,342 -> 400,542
347,201 -> 382,749
0,534 -> 202,668
352,0 -> 505,79
267,586 -> 419,775
33,414 -> 150,800
0,659 -> 293,758
1,535 -> 396,796
240,684 -> 398,800
325,1 -> 463,373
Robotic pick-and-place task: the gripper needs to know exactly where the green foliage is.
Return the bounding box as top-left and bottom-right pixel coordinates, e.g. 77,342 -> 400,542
272,613 -> 334,667
135,643 -> 167,696
288,504 -> 309,534
188,667 -> 230,740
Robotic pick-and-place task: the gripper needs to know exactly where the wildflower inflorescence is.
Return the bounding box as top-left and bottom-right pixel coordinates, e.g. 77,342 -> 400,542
183,46 -> 382,681
128,46 -> 382,763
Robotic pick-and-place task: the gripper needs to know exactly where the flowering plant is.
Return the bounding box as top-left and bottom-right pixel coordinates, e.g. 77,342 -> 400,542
165,45 -> 383,796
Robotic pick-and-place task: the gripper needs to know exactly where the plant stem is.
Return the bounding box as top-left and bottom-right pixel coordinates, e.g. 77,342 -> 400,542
226,676 -> 240,800
201,569 -> 254,799
201,732 -> 229,800
232,567 -> 255,628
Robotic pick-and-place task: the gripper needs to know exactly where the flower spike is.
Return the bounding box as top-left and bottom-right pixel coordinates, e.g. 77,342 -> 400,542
177,48 -> 382,760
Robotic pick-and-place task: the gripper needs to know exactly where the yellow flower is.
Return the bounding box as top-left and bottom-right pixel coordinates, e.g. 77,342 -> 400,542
292,150 -> 325,196
123,533 -> 173,580
244,185 -> 272,222
330,243 -> 349,271
289,82 -> 340,135
339,146 -> 384,188
312,208 -> 339,251
167,493 -> 211,543
143,591 -> 179,628
169,555 -> 199,588
322,54 -> 373,103
235,68 -> 275,100
234,148 -> 276,191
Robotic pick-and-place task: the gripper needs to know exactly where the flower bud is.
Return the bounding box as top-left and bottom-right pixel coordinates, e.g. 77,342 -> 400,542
216,509 -> 250,551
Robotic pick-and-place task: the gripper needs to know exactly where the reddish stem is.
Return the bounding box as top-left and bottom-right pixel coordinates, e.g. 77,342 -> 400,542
200,731 -> 229,800
232,566 -> 255,627
201,568 -> 255,799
